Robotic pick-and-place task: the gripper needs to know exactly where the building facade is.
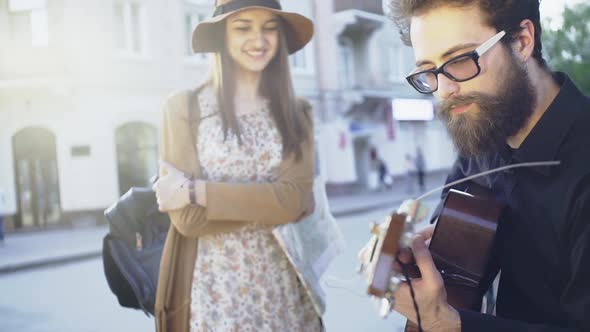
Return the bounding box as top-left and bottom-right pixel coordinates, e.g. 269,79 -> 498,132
0,0 -> 454,232
0,0 -> 317,231
313,0 -> 455,190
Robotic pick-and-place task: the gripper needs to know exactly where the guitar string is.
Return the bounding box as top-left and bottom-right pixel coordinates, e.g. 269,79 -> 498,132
399,161 -> 559,331
322,268 -> 423,330
321,275 -> 367,298
414,160 -> 561,202
321,160 -> 561,320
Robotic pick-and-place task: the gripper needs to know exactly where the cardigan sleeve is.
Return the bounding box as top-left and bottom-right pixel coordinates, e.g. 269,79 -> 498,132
158,93 -> 213,238
205,127 -> 314,224
160,93 -> 314,238
205,99 -> 315,224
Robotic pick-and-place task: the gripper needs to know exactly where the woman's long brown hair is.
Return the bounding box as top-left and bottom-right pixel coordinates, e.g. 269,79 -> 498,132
210,19 -> 309,161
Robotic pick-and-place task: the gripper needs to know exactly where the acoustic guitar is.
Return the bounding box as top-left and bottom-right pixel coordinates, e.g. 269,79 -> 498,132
359,183 -> 504,330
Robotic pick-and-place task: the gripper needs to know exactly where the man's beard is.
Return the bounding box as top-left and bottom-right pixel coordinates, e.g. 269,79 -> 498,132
437,55 -> 536,157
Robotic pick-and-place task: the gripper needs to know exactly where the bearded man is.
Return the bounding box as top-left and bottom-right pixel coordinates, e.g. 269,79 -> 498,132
378,1 -> 590,331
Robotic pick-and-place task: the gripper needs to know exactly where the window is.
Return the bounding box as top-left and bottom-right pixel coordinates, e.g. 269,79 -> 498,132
290,49 -> 307,70
115,123 -> 158,195
289,44 -> 315,74
8,0 -> 49,47
339,37 -> 355,89
389,45 -> 406,82
185,12 -> 208,61
9,0 -> 45,12
184,0 -> 210,63
113,1 -> 147,55
30,9 -> 48,47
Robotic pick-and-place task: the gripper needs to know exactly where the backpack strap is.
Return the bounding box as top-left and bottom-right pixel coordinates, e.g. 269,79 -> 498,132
187,87 -> 204,180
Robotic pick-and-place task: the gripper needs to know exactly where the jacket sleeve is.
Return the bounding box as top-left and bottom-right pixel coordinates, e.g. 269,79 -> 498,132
160,94 -> 314,238
459,310 -> 578,331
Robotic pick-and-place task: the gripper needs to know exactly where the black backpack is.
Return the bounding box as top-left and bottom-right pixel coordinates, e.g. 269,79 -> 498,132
102,88 -> 201,316
102,187 -> 169,316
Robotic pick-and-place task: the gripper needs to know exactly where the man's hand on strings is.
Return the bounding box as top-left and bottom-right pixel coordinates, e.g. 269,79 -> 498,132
392,234 -> 461,332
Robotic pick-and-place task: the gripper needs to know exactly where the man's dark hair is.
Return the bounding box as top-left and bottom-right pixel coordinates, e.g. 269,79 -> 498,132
388,0 -> 547,68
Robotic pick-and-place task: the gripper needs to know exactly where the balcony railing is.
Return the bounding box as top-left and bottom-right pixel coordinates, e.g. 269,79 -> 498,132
333,0 -> 383,15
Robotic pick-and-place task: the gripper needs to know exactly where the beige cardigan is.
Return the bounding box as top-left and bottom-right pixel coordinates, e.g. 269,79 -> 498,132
154,89 -> 315,332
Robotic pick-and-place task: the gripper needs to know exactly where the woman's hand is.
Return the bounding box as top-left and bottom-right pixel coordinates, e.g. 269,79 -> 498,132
152,161 -> 190,212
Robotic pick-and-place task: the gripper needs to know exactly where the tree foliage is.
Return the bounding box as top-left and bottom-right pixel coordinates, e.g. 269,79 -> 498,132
542,2 -> 590,95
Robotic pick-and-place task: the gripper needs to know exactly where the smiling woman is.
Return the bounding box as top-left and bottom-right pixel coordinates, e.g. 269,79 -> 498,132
151,1 -> 323,332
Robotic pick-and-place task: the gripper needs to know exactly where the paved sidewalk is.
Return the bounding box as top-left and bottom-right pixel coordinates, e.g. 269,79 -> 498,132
0,171 -> 448,274
328,171 -> 447,216
0,225 -> 108,274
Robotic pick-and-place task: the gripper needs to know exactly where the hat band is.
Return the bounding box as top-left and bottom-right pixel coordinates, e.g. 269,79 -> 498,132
213,0 -> 282,17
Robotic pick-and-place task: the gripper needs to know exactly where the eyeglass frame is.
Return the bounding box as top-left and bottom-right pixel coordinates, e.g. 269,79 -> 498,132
406,30 -> 507,94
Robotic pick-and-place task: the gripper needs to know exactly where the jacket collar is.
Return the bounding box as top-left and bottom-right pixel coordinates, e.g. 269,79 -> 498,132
507,73 -> 586,175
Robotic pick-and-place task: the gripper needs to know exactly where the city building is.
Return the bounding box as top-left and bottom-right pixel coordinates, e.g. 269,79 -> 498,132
0,0 -> 454,232
0,0 -> 317,231
314,0 -> 455,190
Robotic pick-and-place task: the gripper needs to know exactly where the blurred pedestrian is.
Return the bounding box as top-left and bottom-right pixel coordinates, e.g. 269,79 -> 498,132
415,146 -> 426,192
151,1 -> 321,331
404,153 -> 415,193
377,158 -> 392,190
368,147 -> 380,190
0,187 -> 5,246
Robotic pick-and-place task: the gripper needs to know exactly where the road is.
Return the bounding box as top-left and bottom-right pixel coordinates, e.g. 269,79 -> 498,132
322,198 -> 438,332
0,197 -> 439,332
0,257 -> 153,332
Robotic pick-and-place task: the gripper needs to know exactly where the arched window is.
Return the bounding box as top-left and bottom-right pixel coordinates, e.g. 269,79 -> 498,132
12,127 -> 61,228
115,122 -> 158,196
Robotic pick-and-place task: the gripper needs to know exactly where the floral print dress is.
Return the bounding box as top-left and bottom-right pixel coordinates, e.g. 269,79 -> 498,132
189,88 -> 321,332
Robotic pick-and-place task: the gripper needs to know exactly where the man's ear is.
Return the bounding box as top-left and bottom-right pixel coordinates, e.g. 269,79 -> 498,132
513,19 -> 536,62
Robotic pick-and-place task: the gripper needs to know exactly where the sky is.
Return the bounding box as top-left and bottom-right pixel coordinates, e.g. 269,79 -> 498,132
540,0 -> 585,29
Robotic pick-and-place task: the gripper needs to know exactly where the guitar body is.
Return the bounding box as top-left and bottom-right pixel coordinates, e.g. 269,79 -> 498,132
405,184 -> 504,331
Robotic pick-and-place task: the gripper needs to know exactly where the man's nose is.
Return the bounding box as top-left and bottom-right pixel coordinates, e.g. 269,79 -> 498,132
435,73 -> 459,100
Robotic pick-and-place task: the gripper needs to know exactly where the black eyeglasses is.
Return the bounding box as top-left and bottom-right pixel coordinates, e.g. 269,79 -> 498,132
406,30 -> 506,94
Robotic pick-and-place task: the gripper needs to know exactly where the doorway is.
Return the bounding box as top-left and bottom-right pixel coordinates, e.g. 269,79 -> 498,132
12,127 -> 62,229
353,136 -> 372,189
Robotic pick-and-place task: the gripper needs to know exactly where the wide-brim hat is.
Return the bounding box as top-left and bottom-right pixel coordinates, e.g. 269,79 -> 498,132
192,0 -> 314,55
